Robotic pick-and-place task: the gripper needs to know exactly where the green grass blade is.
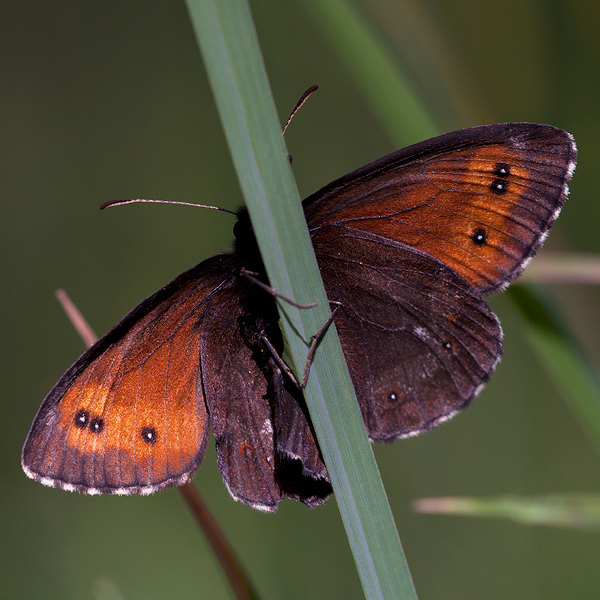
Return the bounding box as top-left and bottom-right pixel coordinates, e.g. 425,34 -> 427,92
185,0 -> 417,598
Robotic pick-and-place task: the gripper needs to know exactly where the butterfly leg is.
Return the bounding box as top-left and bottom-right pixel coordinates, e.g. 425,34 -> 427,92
301,302 -> 341,388
259,301 -> 341,390
259,332 -> 302,388
240,268 -> 317,309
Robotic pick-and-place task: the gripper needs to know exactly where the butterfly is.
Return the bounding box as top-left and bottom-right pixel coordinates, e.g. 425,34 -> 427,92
22,122 -> 577,512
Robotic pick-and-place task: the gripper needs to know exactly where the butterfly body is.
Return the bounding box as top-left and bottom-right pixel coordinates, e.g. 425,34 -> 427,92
23,123 -> 577,511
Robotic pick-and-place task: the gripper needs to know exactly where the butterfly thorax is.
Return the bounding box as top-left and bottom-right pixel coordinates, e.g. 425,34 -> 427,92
233,207 -> 267,277
232,206 -> 282,359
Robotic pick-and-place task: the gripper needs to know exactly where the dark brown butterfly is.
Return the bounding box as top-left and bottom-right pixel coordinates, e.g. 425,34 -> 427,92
22,123 -> 577,512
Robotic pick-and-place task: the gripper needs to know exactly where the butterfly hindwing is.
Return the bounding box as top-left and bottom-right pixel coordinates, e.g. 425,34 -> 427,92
313,225 -> 503,440
272,368 -> 331,506
198,279 -> 283,511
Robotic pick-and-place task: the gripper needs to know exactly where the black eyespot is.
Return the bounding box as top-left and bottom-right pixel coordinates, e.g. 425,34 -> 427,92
443,341 -> 452,350
89,417 -> 104,434
388,391 -> 399,402
141,426 -> 157,445
493,162 -> 510,178
74,409 -> 90,429
471,228 -> 487,246
490,179 -> 507,194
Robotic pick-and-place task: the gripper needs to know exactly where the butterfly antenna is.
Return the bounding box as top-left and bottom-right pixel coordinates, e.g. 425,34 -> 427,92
99,198 -> 237,215
282,85 -> 319,135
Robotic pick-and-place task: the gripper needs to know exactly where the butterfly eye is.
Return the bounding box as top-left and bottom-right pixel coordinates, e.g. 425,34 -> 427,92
140,426 -> 158,445
74,409 -> 90,429
89,417 -> 104,434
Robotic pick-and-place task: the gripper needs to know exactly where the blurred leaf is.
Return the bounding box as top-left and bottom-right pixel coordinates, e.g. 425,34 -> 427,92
302,0 -> 439,144
509,285 -> 600,456
414,493 -> 600,531
520,252 -> 600,285
93,577 -> 125,600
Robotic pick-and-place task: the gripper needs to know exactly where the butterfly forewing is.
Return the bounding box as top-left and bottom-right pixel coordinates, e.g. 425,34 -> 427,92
21,257 -> 237,494
304,123 -> 576,294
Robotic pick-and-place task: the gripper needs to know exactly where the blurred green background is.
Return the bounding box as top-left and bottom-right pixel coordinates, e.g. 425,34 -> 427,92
3,1 -> 600,598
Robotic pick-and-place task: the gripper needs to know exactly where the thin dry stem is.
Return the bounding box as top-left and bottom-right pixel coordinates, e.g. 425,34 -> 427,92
55,289 -> 98,349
